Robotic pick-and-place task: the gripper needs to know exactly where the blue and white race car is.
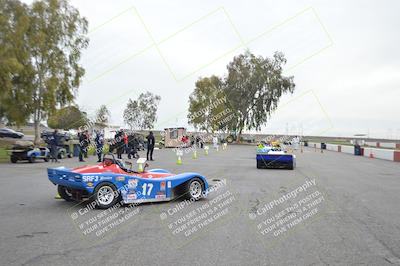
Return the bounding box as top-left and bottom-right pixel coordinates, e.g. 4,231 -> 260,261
256,145 -> 296,170
48,154 -> 209,209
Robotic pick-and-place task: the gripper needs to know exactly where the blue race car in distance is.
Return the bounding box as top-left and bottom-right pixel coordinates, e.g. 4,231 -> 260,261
256,145 -> 296,170
48,154 -> 209,209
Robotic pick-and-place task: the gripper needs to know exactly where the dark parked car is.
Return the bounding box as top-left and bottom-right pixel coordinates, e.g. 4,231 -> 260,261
41,131 -> 71,144
0,128 -> 24,139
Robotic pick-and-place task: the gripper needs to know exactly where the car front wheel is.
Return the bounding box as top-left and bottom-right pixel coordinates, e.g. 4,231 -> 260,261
94,182 -> 120,209
29,155 -> 36,163
184,178 -> 204,200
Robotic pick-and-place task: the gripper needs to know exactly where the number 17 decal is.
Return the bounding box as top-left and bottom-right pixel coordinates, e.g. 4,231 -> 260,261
142,183 -> 153,196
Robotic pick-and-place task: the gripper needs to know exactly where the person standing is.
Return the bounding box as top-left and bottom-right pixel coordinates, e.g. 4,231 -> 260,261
115,129 -> 124,159
190,135 -> 195,147
83,130 -> 90,158
78,130 -> 86,162
114,130 -> 120,159
213,135 -> 218,149
95,130 -> 104,162
49,129 -> 59,162
146,131 -> 155,161
123,131 -> 129,154
128,133 -> 139,159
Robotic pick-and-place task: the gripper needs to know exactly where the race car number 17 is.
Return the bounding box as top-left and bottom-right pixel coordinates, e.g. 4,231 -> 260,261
142,183 -> 153,196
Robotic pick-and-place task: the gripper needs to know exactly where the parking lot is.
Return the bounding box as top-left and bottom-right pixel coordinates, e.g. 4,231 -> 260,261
1,145 -> 400,265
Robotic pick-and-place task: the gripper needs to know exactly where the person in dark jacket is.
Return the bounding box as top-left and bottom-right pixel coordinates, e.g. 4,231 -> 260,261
190,135 -> 195,147
115,129 -> 124,159
78,130 -> 86,162
196,135 -> 200,148
81,130 -> 90,158
95,130 -> 104,162
49,129 -> 59,162
127,133 -> 139,159
146,131 -> 155,161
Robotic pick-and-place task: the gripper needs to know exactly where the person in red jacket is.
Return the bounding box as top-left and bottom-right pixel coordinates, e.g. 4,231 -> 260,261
123,131 -> 128,154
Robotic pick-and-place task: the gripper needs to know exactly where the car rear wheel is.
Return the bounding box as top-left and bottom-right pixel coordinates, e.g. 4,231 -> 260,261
58,151 -> 66,159
58,185 -> 74,201
94,182 -> 120,209
10,156 -> 17,163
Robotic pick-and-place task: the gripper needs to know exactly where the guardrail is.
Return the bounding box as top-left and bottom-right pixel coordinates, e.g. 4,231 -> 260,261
365,141 -> 400,149
306,142 -> 400,162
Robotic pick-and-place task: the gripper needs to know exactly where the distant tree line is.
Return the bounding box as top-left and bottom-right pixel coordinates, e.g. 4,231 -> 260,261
0,0 -> 88,143
188,51 -> 296,141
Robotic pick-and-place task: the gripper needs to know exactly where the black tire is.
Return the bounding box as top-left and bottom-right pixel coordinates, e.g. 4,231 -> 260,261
44,155 -> 50,162
10,156 -> 18,163
182,177 -> 204,200
58,151 -> 65,159
57,185 -> 74,201
226,135 -> 234,143
93,182 -> 121,209
29,155 -> 36,163
67,153 -> 72,158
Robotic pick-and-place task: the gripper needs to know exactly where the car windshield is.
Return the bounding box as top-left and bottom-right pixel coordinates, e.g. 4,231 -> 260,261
1,128 -> 15,133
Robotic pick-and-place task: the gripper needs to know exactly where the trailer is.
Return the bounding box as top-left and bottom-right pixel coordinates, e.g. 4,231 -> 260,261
164,127 -> 187,148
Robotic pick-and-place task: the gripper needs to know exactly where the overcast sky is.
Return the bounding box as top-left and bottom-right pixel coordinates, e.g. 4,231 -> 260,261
23,0 -> 400,139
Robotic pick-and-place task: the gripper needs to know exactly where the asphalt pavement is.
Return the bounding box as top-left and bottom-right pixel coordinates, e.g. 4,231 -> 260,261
0,145 -> 400,266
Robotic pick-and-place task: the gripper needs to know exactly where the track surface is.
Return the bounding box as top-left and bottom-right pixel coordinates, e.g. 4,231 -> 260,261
0,145 -> 400,265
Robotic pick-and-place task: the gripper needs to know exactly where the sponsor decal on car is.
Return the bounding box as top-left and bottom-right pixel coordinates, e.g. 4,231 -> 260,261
127,193 -> 137,200
155,194 -> 166,199
160,181 -> 166,191
86,182 -> 94,187
128,179 -> 138,189
167,181 -> 172,188
82,175 -> 100,182
116,176 -> 125,181
100,176 -> 112,181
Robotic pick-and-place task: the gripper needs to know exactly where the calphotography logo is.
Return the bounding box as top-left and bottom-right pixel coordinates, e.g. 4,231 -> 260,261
247,178 -> 331,247
157,179 -> 240,248
68,187 -> 142,242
